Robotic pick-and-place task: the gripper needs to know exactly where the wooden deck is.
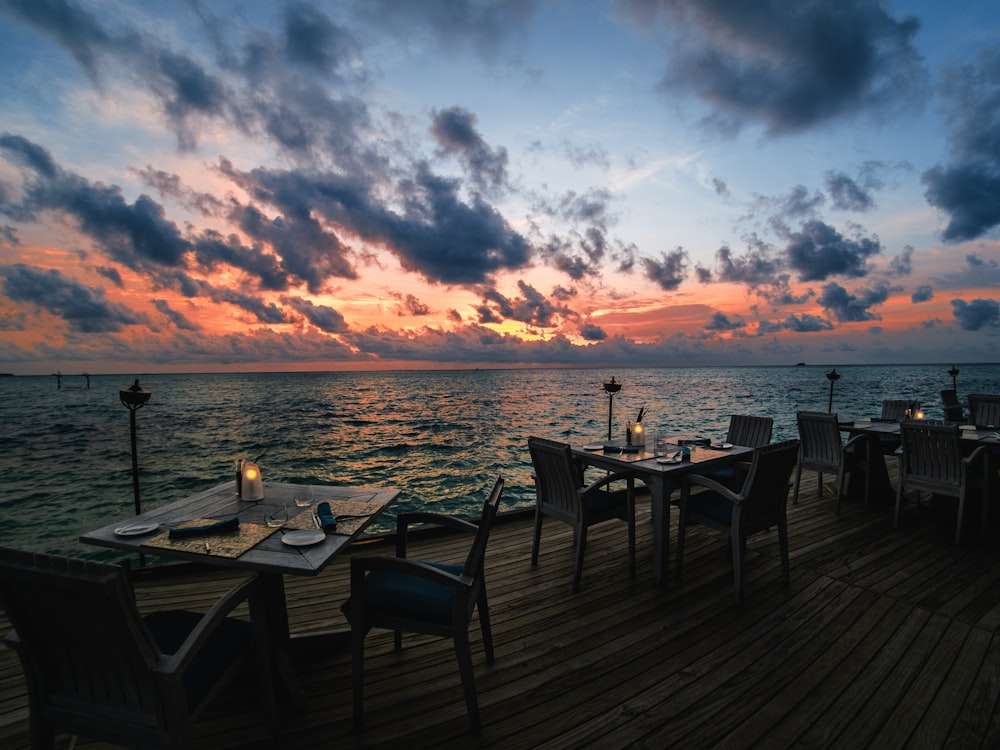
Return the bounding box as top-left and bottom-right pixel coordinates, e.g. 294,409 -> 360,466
3,468 -> 1000,749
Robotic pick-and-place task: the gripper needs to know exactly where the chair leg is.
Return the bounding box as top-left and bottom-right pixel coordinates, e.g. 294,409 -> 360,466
572,525 -> 587,593
731,532 -> 743,606
477,585 -> 494,663
531,508 -> 543,566
792,464 -> 802,505
956,490 -> 966,544
453,628 -> 481,730
778,521 -> 790,585
351,624 -> 366,726
894,479 -> 904,529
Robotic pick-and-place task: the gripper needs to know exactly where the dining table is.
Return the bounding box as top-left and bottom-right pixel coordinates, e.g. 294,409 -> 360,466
80,480 -> 399,709
572,438 -> 754,586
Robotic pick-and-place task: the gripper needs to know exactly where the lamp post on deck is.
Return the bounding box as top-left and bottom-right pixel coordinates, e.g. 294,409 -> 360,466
120,379 -> 151,517
603,376 -> 621,441
948,365 -> 960,393
826,368 -> 840,413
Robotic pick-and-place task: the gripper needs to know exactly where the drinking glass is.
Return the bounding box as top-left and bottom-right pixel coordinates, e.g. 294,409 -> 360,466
265,503 -> 288,528
293,488 -> 313,509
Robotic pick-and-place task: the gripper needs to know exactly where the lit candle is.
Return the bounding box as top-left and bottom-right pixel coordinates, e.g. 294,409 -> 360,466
242,462 -> 264,500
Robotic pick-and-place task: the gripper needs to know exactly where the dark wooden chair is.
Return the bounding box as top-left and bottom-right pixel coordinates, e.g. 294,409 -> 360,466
0,547 -> 274,750
968,394 -> 1000,428
726,414 -> 774,447
527,436 -> 636,592
676,439 -> 800,604
793,411 -> 870,512
342,475 -> 504,730
941,389 -> 966,422
876,399 -> 921,454
895,421 -> 990,543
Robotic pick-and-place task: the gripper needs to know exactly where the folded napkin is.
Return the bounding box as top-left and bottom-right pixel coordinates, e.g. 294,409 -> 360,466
168,517 -> 239,539
677,438 -> 710,447
315,502 -> 337,532
603,444 -> 639,452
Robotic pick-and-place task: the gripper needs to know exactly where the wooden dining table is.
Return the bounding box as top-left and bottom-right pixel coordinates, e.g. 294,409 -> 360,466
80,480 -> 399,708
572,439 -> 754,586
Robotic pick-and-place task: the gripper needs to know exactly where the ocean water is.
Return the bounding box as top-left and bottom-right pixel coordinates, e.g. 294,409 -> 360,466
1,364 -> 997,561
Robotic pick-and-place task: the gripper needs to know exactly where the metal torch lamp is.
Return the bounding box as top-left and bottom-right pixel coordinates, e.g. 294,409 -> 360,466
603,376 -> 622,441
826,368 -> 840,413
120,379 -> 151,517
948,365 -> 960,393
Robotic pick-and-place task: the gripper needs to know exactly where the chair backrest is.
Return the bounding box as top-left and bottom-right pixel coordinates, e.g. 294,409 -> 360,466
528,437 -> 583,525
941,389 -> 965,422
462,475 -> 504,579
968,394 -> 1000,427
726,414 -> 773,448
795,411 -> 843,469
738,439 -> 800,526
898,421 -> 963,490
0,548 -> 171,746
881,399 -> 920,420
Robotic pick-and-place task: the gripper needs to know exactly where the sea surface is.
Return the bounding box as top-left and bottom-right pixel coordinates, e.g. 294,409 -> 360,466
2,364 -> 997,562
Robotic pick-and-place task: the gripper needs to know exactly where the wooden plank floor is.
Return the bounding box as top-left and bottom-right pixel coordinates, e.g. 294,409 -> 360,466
3,467 -> 1000,749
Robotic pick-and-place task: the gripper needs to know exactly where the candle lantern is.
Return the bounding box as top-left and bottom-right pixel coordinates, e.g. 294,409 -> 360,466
242,462 -> 264,501
603,376 -> 622,441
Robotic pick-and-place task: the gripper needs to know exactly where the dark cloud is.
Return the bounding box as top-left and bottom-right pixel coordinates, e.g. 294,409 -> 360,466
967,253 -> 999,270
400,293 -> 431,317
782,313 -> 834,332
911,284 -> 933,303
286,296 -> 349,332
951,298 -> 1000,331
151,298 -> 201,330
641,248 -> 687,291
283,2 -> 359,75
825,171 -> 875,212
0,263 -> 145,332
580,322 -> 607,341
818,281 -> 889,322
705,312 -> 743,332
711,177 -> 729,197
353,0 -> 540,61
476,280 -> 575,328
96,266 -> 123,287
714,242 -> 782,287
888,245 -> 913,277
922,49 -> 1000,242
785,219 -> 881,281
431,107 -> 509,196
0,134 -> 190,267
616,0 -> 927,134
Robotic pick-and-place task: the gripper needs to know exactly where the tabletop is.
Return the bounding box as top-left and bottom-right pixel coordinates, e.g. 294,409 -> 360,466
80,481 -> 400,577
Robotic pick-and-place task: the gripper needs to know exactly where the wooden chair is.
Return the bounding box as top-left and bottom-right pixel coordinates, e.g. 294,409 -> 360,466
0,548 -> 274,750
941,389 -> 965,422
876,399 -> 920,455
726,414 -> 774,447
968,394 -> 1000,428
895,421 -> 990,543
793,411 -> 870,512
676,439 -> 800,604
707,415 -> 774,487
527,436 -> 636,592
343,475 -> 504,730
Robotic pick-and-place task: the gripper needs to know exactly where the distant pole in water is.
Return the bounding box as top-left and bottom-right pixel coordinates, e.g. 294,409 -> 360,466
948,364 -> 960,393
603,376 -> 622,441
826,368 -> 840,413
120,379 -> 151,508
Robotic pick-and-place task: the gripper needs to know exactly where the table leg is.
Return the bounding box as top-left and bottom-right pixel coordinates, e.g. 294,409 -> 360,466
254,572 -> 306,711
647,475 -> 670,586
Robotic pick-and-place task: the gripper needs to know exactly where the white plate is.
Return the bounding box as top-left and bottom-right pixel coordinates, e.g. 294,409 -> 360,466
711,443 -> 734,449
281,530 -> 326,547
583,444 -> 605,451
656,457 -> 682,465
114,522 -> 159,537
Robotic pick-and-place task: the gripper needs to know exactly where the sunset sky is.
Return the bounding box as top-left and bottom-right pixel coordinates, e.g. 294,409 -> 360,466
1,0 -> 998,374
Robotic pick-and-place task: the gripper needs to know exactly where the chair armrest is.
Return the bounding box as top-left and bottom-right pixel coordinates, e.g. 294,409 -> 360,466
582,470 -> 636,495
350,555 -> 474,591
844,433 -> 871,452
156,574 -> 257,677
963,445 -> 991,469
3,629 -> 20,652
396,512 -> 479,557
683,473 -> 742,503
